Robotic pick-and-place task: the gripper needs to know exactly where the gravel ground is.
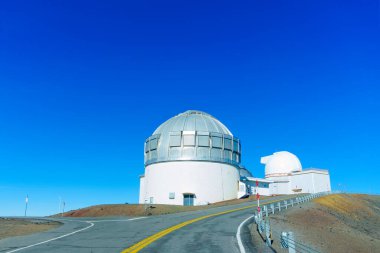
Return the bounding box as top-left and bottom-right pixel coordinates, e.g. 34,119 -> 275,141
0,218 -> 61,240
249,194 -> 380,253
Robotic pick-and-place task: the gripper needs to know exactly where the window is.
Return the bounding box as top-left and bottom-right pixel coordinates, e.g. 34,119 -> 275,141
224,136 -> 232,150
197,134 -> 209,147
150,137 -> 158,150
197,147 -> 209,159
182,147 -> 195,157
145,140 -> 150,153
233,139 -> 239,152
224,150 -> 232,160
232,152 -> 238,162
169,133 -> 181,147
211,148 -> 222,159
169,147 -> 181,159
150,150 -> 157,160
169,192 -> 175,199
183,134 -> 195,146
211,136 -> 222,148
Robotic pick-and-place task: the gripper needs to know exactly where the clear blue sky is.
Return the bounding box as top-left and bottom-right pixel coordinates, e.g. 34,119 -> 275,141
0,1 -> 379,216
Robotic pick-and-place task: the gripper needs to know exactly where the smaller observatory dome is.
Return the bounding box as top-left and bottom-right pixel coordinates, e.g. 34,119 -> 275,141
261,151 -> 302,177
144,110 -> 241,167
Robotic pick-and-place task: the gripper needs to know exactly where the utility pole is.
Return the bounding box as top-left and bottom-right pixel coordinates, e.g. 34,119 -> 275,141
24,195 -> 29,217
61,201 -> 65,217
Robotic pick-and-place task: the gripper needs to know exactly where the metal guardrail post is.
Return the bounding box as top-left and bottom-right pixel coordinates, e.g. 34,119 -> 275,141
280,232 -> 288,249
265,217 -> 272,246
258,219 -> 264,233
284,200 -> 288,209
264,205 -> 268,217
271,203 -> 275,214
291,199 -> 294,207
278,202 -> 281,212
288,232 -> 295,253
281,232 -> 295,253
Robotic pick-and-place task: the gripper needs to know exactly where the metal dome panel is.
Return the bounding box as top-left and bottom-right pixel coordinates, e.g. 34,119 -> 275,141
153,110 -> 232,136
145,110 -> 241,167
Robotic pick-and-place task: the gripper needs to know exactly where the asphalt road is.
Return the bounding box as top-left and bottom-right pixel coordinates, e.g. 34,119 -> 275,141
0,196 -> 289,253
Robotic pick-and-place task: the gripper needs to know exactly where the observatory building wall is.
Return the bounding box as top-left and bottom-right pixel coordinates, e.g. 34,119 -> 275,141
290,170 -> 331,193
142,161 -> 239,205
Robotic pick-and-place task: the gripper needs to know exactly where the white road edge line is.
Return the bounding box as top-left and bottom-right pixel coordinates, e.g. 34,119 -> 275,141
87,217 -> 147,223
5,217 -> 146,253
5,221 -> 94,253
236,215 -> 254,253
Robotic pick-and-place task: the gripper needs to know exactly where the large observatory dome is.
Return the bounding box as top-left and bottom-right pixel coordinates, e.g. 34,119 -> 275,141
144,110 -> 241,167
261,151 -> 302,177
153,110 -> 232,136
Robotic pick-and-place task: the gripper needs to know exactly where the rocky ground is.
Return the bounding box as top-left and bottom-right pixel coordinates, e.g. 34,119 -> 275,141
250,194 -> 380,253
0,218 -> 61,240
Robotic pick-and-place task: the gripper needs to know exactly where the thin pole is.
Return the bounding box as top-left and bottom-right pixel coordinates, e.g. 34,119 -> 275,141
61,201 -> 65,217
256,180 -> 260,216
24,195 -> 28,217
59,196 -> 62,214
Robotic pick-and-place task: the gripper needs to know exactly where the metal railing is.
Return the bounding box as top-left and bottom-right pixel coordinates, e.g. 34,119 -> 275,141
253,191 -> 335,253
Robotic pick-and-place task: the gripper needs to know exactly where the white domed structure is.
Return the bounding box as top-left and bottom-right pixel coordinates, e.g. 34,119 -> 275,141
261,151 -> 302,178
139,110 -> 242,206
259,151 -> 330,195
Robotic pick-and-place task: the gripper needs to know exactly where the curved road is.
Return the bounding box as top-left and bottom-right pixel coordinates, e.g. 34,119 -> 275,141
0,196 -> 289,253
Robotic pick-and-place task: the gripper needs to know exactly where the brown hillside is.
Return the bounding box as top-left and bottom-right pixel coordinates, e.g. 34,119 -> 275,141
54,195 -> 271,217
269,194 -> 380,253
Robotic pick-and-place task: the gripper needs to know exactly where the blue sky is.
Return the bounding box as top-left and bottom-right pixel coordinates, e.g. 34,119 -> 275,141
0,0 -> 379,216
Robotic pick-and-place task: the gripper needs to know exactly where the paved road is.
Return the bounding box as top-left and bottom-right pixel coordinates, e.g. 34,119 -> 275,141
0,196 -> 289,253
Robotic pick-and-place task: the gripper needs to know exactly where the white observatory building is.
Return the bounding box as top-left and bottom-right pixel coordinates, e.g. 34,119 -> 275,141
261,151 -> 331,195
139,110 -> 243,206
139,111 -> 332,205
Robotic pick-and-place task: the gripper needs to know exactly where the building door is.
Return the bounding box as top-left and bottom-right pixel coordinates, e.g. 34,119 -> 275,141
183,193 -> 195,206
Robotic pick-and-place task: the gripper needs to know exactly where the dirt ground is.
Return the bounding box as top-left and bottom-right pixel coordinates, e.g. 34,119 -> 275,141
54,195 -> 272,217
252,194 -> 380,253
0,218 -> 61,240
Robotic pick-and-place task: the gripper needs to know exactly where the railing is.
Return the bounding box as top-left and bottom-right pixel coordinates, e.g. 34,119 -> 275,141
253,191 -> 336,253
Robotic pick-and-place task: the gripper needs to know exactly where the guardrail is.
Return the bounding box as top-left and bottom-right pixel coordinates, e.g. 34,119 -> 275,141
253,191 -> 336,253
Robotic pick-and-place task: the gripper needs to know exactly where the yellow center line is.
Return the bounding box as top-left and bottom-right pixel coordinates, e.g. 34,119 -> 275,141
121,196 -> 295,253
